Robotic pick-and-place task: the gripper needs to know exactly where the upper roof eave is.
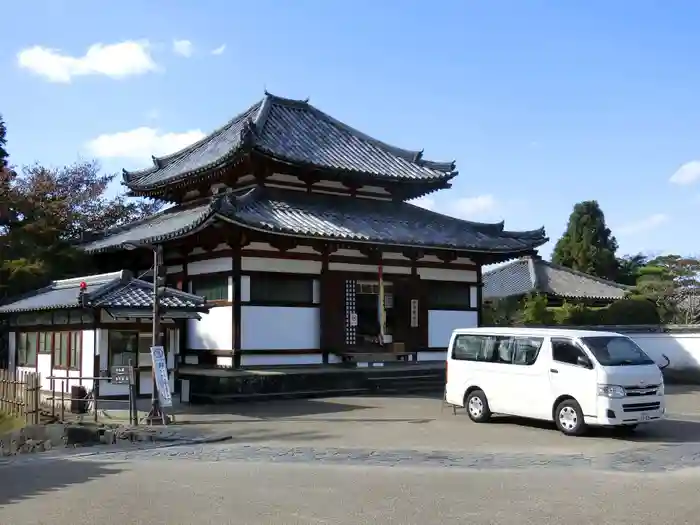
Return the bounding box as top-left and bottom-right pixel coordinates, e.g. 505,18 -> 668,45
121,92 -> 459,193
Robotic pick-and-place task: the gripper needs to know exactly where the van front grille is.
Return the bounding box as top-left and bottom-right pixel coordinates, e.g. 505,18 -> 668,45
622,402 -> 661,413
624,385 -> 659,397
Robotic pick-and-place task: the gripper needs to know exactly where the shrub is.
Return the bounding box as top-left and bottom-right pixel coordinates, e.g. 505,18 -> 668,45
602,298 -> 660,325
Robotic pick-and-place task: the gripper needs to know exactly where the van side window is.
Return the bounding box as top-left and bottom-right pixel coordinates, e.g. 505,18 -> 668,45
551,338 -> 588,366
511,337 -> 544,366
451,334 -> 544,365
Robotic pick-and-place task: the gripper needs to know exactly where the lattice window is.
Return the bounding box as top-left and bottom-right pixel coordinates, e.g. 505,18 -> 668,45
345,279 -> 357,346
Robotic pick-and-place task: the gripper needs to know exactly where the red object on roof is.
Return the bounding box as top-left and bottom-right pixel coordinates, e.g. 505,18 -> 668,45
79,281 -> 87,290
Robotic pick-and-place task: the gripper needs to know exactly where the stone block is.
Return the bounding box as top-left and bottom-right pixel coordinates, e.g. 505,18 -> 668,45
65,425 -> 101,445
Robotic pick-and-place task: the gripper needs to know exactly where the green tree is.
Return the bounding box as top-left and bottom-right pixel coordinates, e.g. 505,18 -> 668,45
634,255 -> 700,324
482,296 -> 523,326
520,293 -> 555,325
616,253 -> 648,286
0,114 -> 8,168
552,200 -> 619,280
1,160 -> 162,299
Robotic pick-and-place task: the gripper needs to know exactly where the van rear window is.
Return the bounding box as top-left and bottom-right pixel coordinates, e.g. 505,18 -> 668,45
451,334 -> 544,366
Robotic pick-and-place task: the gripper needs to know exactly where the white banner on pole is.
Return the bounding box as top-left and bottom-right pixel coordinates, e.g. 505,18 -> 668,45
150,345 -> 173,408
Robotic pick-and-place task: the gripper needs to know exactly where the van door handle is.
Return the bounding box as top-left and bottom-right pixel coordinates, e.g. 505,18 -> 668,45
550,368 -> 559,373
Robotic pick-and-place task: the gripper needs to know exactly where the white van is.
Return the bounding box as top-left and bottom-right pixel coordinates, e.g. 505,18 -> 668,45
445,327 -> 666,436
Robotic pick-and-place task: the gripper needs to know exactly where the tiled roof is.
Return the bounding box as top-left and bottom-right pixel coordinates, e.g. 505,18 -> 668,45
483,257 -> 629,301
80,201 -> 216,253
123,93 -> 456,191
0,271 -> 208,314
79,188 -> 547,254
220,188 -> 547,253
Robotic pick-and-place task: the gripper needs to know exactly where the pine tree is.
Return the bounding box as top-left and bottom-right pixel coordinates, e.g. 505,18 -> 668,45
552,200 -> 619,280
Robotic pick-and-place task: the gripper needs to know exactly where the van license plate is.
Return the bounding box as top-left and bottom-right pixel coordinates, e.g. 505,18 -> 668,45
640,414 -> 650,421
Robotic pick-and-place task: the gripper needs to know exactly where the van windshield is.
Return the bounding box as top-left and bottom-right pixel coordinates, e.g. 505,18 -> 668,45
580,336 -> 655,366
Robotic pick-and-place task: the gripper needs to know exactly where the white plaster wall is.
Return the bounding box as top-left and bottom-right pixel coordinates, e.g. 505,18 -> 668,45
241,353 -> 323,366
242,257 -> 321,274
241,306 -> 320,350
8,332 -> 15,376
328,262 -> 411,274
428,310 -> 478,349
188,257 -> 232,275
418,267 -> 477,282
186,306 -> 232,350
627,333 -> 700,372
81,329 -> 95,388
37,354 -> 52,391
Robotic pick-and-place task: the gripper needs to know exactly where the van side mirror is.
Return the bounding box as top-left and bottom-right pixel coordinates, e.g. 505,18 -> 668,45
577,355 -> 592,369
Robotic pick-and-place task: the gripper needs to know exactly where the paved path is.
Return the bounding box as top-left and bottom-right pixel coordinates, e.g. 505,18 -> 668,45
4,388 -> 700,524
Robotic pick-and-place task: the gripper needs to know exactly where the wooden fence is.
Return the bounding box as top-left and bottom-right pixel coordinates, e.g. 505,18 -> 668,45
0,369 -> 40,425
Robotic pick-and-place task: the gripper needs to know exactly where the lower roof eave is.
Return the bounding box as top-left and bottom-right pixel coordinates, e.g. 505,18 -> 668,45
216,214 -> 547,258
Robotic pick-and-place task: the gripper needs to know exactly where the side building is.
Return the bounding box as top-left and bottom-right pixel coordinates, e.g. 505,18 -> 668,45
0,271 -> 208,398
80,92 -> 548,368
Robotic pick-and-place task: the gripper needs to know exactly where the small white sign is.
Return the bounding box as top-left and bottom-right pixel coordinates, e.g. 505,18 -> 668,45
384,293 -> 394,309
349,312 -> 358,327
410,299 -> 419,328
150,345 -> 172,408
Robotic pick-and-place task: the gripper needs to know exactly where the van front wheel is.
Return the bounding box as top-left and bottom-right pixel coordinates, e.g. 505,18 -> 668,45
554,399 -> 587,436
465,390 -> 492,423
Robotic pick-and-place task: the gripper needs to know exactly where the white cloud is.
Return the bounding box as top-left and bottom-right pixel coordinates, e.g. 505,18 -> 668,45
86,127 -> 205,161
408,194 -> 499,220
408,196 -> 435,210
172,39 -> 193,58
617,213 -> 669,235
670,160 -> 700,185
17,40 -> 157,83
211,44 -> 226,56
450,194 -> 498,219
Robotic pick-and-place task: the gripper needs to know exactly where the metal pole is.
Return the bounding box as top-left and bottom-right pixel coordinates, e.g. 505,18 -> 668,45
144,244 -> 165,425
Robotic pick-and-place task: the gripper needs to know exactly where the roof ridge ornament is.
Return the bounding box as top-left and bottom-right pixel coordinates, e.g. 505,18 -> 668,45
239,118 -> 257,147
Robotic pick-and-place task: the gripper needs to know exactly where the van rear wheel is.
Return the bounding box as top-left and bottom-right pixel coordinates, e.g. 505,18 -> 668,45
554,399 -> 587,436
465,390 -> 492,423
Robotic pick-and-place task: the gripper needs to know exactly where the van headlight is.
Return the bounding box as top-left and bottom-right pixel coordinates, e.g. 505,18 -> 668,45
597,384 -> 625,398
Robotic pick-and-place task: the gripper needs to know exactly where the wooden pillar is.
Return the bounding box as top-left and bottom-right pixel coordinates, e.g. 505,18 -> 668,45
232,238 -> 242,368
476,263 -> 483,327
178,252 -> 189,371
320,249 -> 330,364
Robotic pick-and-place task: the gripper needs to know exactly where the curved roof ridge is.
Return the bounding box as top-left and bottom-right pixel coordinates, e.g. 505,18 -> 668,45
542,259 -> 630,290
483,258 -> 527,276
79,199 -> 219,251
403,202 -> 508,233
263,91 -> 456,173
122,100 -> 263,183
499,226 -> 548,240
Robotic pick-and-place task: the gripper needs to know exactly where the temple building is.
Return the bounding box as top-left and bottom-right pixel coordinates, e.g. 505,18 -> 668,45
78,92 -> 548,370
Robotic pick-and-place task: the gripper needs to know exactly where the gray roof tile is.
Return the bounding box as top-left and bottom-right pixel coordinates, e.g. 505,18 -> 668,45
81,201 -> 216,253
124,93 -> 456,191
219,188 -> 547,253
484,257 -> 628,300
79,188 -> 547,254
0,271 -> 208,314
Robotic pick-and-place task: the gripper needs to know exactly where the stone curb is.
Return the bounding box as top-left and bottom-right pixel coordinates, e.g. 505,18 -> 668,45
0,434 -> 233,467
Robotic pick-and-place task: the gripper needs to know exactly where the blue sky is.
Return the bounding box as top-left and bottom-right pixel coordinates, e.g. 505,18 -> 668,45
3,0 -> 700,259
